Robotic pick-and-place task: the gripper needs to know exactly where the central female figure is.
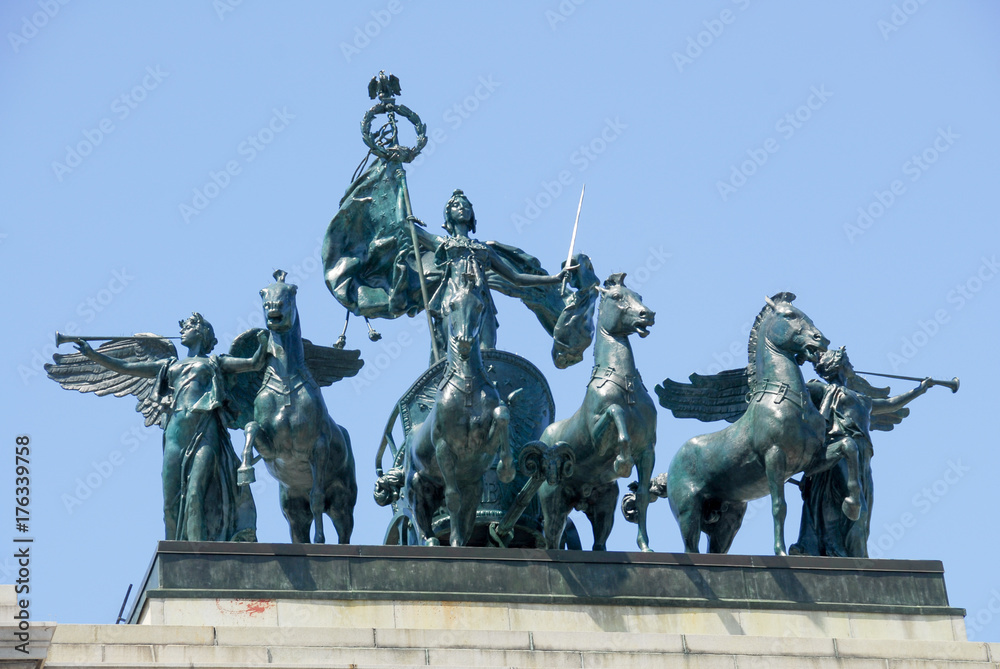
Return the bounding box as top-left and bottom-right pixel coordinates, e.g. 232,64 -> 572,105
424,189 -> 569,360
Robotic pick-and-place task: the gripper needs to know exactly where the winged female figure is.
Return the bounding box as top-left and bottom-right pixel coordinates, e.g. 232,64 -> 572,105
46,313 -> 268,542
790,346 -> 935,557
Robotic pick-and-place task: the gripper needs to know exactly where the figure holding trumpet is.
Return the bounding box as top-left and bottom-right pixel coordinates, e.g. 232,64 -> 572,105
789,347 -> 957,558
46,313 -> 268,542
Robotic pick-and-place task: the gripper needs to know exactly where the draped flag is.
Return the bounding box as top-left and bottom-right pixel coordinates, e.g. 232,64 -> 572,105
322,157 -> 598,367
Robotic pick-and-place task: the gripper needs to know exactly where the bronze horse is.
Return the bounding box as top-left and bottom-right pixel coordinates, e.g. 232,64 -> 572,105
237,271 -> 360,543
537,273 -> 657,551
405,272 -> 516,546
664,293 -> 836,555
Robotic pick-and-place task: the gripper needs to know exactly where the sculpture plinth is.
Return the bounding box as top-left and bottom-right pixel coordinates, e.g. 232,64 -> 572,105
124,542 -> 965,639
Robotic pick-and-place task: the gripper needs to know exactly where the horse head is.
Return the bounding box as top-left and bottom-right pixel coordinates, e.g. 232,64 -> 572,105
260,269 -> 299,334
597,273 -> 655,338
443,272 -> 485,359
758,292 -> 827,366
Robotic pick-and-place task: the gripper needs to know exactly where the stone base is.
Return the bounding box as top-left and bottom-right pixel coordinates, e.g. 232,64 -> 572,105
37,542 -> 995,668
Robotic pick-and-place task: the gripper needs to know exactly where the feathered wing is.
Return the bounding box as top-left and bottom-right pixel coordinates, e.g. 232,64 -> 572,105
224,329 -> 268,430
845,374 -> 908,432
654,368 -> 750,423
44,336 -> 177,428
303,339 -> 364,386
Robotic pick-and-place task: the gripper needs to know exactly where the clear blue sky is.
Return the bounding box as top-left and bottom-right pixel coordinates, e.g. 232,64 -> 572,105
3,1 -> 999,639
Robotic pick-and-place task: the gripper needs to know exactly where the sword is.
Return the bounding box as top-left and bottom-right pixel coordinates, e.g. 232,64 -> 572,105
561,184 -> 585,296
853,370 -> 959,393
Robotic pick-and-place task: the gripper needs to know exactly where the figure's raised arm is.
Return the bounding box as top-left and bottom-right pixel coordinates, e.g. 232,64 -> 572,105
219,330 -> 269,374
488,248 -> 573,287
872,378 -> 932,414
74,339 -> 162,378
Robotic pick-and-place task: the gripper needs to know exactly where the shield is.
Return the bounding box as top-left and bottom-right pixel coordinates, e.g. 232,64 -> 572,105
378,350 -> 556,547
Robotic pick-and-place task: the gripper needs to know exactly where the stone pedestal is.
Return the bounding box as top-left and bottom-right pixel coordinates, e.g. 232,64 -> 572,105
40,542 -> 998,668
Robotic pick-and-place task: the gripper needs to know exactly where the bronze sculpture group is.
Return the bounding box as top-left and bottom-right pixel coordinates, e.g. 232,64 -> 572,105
45,72 -> 958,558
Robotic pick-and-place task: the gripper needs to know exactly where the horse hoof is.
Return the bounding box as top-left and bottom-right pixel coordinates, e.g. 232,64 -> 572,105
614,456 -> 634,478
842,499 -> 861,522
425,537 -> 440,547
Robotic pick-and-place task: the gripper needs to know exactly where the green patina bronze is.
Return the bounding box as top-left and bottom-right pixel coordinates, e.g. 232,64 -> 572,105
789,347 -> 951,558
236,270 -> 364,544
537,273 -> 658,552
654,293 -> 832,555
46,315 -> 266,542
327,74 -> 618,549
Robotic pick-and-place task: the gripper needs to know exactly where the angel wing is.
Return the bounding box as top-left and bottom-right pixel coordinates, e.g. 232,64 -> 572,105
302,340 -> 364,386
654,368 -> 750,423
844,374 -> 913,432
44,336 -> 177,428
224,329 -> 268,430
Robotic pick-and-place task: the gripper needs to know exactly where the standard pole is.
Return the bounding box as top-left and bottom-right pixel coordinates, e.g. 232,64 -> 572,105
396,166 -> 440,364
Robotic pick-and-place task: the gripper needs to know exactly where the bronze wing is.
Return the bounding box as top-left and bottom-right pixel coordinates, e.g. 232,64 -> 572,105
846,374 -> 909,432
44,336 -> 177,428
655,368 -> 751,423
303,339 -> 364,386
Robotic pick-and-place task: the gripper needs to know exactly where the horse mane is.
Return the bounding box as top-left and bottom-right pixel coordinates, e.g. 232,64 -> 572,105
746,292 -> 796,391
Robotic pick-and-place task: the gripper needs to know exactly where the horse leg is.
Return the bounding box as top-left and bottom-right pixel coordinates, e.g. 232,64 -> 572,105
825,436 -> 863,522
706,501 -> 747,554
538,482 -> 571,550
668,487 -> 703,553
326,430 -> 357,545
241,421 -> 262,475
309,437 -> 331,544
409,471 -> 441,546
279,486 -> 311,543
489,403 -> 515,484
584,481 -> 619,551
764,445 -> 789,556
633,446 -> 655,552
593,404 -> 632,477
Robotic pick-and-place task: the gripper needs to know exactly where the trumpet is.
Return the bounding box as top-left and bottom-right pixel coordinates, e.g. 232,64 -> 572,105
853,370 -> 959,393
54,332 -> 179,347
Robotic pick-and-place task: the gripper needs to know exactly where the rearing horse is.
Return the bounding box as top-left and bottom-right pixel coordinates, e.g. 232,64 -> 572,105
537,273 -> 657,552
240,271 -> 357,544
405,272 -> 516,546
666,293 -> 832,555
